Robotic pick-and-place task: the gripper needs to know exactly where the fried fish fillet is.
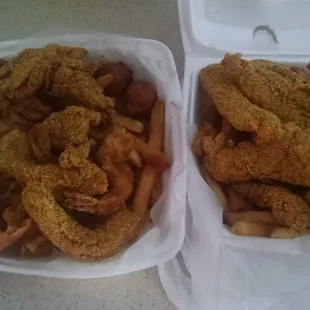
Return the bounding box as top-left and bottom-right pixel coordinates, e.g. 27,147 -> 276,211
200,64 -> 285,144
51,65 -> 114,111
22,182 -> 140,261
1,45 -> 114,112
233,182 -> 310,232
0,130 -> 108,196
0,130 -> 141,260
221,53 -> 310,129
42,106 -> 101,149
202,123 -> 310,187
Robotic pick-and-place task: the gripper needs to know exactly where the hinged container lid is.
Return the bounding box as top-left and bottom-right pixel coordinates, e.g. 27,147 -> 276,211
178,0 -> 310,57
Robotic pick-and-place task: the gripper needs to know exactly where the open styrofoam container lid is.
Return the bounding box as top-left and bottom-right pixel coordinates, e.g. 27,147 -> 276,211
178,0 -> 310,57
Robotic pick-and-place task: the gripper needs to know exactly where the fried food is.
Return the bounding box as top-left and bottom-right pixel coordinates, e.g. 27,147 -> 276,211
61,125 -> 135,215
0,202 -> 32,251
0,45 -> 167,261
94,126 -> 135,214
224,211 -> 277,226
192,123 -> 217,157
230,221 -> 277,238
132,101 -> 165,217
202,123 -> 310,187
128,149 -> 142,168
22,182 -> 141,261
221,53 -> 310,129
96,62 -> 132,97
6,108 -> 34,132
270,227 -> 306,239
200,64 -> 284,144
52,65 -> 114,111
58,142 -> 91,168
115,114 -> 143,133
125,81 -> 158,116
45,44 -> 87,60
28,124 -> 54,164
0,130 -> 140,260
1,44 -> 114,113
12,98 -> 51,122
195,55 -> 310,240
134,137 -> 171,173
233,182 -> 310,232
0,130 -> 108,196
96,74 -> 113,89
200,166 -> 228,211
225,187 -> 249,212
20,235 -> 53,257
3,47 -> 58,101
43,106 -> 101,149
0,121 -> 13,139
0,172 -> 21,210
150,177 -> 162,207
16,220 -> 53,257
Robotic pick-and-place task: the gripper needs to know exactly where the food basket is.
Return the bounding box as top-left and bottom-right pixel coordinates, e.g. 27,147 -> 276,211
0,33 -> 186,278
159,0 -> 310,309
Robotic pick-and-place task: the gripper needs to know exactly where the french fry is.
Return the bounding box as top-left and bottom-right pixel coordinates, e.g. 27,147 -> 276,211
132,101 -> 166,217
134,137 -> 171,172
96,74 -> 113,88
224,211 -> 277,226
115,114 -> 144,134
271,227 -> 310,239
201,166 -> 228,210
128,149 -> 142,168
148,101 -> 165,149
230,221 -> 275,238
132,163 -> 157,217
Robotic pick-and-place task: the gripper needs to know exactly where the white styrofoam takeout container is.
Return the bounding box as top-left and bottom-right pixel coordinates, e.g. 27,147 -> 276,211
0,33 -> 187,278
159,1 -> 310,309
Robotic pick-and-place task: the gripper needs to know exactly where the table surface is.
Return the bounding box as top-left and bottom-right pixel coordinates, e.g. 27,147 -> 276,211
0,0 -> 184,309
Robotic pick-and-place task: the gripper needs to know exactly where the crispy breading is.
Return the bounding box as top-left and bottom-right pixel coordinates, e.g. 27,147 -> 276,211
58,141 -> 91,168
12,97 -> 51,122
202,122 -> 310,187
5,48 -> 57,101
22,182 -> 140,261
0,130 -> 108,196
200,64 -> 285,144
51,65 -> 114,111
221,53 -> 310,129
233,182 -> 310,232
43,106 -> 101,149
64,126 -> 135,215
28,123 -> 54,164
0,130 -> 140,260
1,44 -> 114,114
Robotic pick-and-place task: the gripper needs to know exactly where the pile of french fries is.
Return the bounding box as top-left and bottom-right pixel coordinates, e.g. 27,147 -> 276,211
116,101 -> 165,220
201,168 -> 310,239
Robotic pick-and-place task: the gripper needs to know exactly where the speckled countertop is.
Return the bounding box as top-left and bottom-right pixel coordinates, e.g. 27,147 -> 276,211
0,0 -> 184,309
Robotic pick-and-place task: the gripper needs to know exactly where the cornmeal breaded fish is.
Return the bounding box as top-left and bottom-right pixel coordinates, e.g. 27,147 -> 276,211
221,53 -> 310,129
233,182 -> 310,233
200,64 -> 285,144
